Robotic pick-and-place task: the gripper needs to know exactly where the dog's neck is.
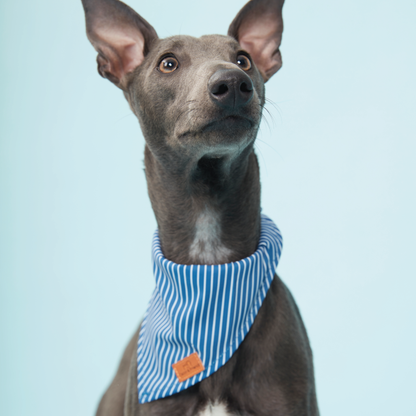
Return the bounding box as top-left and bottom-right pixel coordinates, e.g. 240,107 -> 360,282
144,144 -> 261,265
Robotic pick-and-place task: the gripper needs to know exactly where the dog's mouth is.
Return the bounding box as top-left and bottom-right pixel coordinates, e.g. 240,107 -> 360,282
201,115 -> 253,132
177,115 -> 254,139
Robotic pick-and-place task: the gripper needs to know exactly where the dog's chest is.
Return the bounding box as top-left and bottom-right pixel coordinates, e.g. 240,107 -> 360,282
198,402 -> 230,416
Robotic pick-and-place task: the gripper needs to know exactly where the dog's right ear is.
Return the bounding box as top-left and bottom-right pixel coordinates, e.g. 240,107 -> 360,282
81,0 -> 158,89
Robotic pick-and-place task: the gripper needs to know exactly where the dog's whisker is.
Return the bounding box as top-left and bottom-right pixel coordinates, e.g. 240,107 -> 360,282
265,98 -> 283,124
260,105 -> 273,134
254,142 -> 268,176
175,107 -> 198,124
115,112 -> 135,123
256,137 -> 279,154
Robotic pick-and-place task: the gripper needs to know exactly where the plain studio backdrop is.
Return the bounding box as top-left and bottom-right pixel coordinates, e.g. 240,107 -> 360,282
1,0 -> 415,414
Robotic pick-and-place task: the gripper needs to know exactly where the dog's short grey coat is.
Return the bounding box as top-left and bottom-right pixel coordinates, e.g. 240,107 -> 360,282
81,0 -> 319,414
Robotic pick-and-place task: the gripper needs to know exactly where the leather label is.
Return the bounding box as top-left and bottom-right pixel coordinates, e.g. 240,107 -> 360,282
172,352 -> 205,383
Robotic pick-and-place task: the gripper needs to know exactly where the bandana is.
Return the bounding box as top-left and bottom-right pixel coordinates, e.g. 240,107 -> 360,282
137,214 -> 283,403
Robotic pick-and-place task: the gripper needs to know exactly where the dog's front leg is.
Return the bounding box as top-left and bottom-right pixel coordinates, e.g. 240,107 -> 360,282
95,328 -> 139,416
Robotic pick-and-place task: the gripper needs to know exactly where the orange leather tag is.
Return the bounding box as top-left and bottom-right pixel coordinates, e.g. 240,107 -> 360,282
172,352 -> 205,383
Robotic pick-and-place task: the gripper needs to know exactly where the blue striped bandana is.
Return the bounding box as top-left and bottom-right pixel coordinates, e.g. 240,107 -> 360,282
137,214 -> 283,403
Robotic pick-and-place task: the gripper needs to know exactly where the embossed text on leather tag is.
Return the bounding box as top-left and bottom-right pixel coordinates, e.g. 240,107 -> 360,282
172,352 -> 205,383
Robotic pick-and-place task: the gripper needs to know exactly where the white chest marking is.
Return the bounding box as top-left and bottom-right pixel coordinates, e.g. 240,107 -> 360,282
198,402 -> 231,416
189,208 -> 233,264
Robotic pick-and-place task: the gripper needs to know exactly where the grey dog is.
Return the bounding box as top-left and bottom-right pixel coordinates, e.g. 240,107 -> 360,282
81,0 -> 319,414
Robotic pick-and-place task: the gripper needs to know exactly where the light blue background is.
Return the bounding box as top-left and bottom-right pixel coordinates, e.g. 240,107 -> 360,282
1,0 -> 415,415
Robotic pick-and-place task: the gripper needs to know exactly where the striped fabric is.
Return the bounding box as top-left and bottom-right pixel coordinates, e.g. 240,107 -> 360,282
137,214 -> 283,403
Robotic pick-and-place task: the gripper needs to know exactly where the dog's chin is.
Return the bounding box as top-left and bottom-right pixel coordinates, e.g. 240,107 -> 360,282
177,116 -> 256,153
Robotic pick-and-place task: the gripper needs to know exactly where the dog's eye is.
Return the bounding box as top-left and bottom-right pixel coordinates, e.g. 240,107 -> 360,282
236,55 -> 251,71
158,57 -> 179,73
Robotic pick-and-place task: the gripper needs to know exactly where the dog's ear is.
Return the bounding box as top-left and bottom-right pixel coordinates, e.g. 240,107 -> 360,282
81,0 -> 158,89
228,0 -> 285,82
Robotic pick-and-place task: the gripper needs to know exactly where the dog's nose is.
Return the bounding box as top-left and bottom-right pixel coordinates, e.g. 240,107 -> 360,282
208,69 -> 253,109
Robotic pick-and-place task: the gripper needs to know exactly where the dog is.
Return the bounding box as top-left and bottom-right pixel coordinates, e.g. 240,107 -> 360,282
81,0 -> 319,415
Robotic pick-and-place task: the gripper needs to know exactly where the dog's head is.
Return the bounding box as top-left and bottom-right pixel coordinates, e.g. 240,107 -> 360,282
82,0 -> 284,163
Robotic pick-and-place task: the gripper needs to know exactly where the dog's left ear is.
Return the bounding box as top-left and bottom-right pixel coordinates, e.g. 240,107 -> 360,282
228,0 -> 285,82
81,0 -> 158,89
